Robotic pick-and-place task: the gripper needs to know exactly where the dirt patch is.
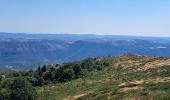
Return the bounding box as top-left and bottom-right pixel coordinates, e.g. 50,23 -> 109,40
130,80 -> 144,85
119,86 -> 144,93
63,91 -> 93,100
140,59 -> 170,71
73,93 -> 88,99
119,77 -> 170,87
146,77 -> 170,83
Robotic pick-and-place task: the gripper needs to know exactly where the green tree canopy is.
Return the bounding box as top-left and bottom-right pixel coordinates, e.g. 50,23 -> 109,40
10,78 -> 36,100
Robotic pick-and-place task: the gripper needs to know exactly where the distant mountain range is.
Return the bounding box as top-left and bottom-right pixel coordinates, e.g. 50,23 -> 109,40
0,32 -> 170,71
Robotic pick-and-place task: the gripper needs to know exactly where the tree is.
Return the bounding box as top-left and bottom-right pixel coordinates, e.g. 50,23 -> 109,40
81,59 -> 95,71
72,64 -> 84,78
10,78 -> 36,100
43,71 -> 55,81
37,66 -> 41,72
41,65 -> 47,72
12,71 -> 21,77
25,70 -> 34,77
56,68 -> 75,82
34,76 -> 45,86
63,69 -> 75,81
0,88 -> 11,100
1,79 -> 13,88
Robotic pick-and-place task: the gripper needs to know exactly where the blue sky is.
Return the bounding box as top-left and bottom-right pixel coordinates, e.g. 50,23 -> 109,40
0,0 -> 170,37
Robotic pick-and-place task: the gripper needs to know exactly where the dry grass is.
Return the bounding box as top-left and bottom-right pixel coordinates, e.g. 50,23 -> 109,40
63,91 -> 93,100
119,86 -> 144,93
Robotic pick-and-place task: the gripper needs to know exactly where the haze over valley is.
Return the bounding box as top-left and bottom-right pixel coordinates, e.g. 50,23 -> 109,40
1,33 -> 170,71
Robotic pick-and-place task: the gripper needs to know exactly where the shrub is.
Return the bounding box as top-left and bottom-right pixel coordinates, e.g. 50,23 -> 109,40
10,78 -> 36,100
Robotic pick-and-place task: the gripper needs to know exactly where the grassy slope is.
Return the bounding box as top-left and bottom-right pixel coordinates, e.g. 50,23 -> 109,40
36,55 -> 170,100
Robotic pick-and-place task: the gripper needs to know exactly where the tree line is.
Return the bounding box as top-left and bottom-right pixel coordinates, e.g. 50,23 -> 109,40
0,58 -> 110,100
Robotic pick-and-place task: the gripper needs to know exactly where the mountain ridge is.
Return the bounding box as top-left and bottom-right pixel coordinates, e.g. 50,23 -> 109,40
1,33 -> 170,71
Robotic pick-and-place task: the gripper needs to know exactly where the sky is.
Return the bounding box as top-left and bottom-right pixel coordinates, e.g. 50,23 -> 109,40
0,0 -> 170,37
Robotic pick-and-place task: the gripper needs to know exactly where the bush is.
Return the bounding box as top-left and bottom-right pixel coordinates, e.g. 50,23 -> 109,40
0,88 -> 11,100
10,78 -> 36,100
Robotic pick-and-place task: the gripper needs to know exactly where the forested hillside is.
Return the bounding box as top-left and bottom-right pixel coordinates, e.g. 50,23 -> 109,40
1,37 -> 170,71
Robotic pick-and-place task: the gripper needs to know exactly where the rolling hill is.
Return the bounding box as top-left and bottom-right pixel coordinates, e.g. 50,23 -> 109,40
1,55 -> 170,100
36,55 -> 170,100
1,33 -> 170,71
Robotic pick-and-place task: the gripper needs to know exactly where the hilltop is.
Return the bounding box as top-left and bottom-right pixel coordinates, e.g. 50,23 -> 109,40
37,55 -> 170,100
1,55 -> 170,100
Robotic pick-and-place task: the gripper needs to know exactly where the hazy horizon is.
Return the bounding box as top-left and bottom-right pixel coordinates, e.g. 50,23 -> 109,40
1,32 -> 170,38
0,0 -> 170,37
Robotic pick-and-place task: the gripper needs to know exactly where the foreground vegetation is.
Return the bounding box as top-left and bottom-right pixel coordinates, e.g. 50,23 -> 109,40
0,57 -> 109,100
1,55 -> 170,100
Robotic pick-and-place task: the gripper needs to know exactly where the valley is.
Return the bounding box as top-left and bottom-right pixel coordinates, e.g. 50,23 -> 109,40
1,33 -> 170,71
